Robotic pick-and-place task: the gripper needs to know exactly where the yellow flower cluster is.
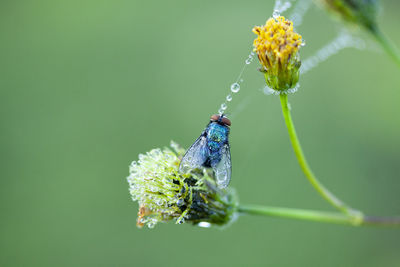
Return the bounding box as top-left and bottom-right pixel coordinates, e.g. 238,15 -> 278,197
253,16 -> 302,71
252,16 -> 303,92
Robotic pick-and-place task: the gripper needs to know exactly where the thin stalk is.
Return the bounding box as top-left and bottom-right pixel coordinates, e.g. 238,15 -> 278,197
238,204 -> 400,228
279,94 -> 361,217
369,25 -> 400,69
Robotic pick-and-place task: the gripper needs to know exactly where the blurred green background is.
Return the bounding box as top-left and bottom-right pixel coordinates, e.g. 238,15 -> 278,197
1,0 -> 400,266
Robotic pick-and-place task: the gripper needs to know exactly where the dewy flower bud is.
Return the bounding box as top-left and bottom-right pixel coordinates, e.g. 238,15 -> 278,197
127,141 -> 238,229
253,16 -> 302,93
316,0 -> 378,31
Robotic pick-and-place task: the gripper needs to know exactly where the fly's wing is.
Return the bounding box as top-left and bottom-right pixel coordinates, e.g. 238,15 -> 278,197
179,134 -> 207,174
211,143 -> 231,188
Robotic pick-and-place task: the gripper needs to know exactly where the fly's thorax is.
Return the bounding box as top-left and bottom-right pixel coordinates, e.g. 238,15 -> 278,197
206,122 -> 229,144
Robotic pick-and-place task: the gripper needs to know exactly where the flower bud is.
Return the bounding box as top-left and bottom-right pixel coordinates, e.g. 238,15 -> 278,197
253,16 -> 303,93
127,141 -> 238,228
316,0 -> 378,31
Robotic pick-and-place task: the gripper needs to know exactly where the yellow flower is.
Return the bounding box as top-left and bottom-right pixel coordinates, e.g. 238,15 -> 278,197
253,16 -> 303,92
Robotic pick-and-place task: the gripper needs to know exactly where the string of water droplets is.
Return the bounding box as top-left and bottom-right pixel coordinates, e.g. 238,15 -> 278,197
217,50 -> 256,115
219,1 -> 307,112
273,0 -> 296,14
289,0 -> 312,27
217,0 -> 304,114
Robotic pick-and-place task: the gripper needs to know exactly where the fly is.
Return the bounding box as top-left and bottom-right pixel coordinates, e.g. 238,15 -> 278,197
179,114 -> 232,188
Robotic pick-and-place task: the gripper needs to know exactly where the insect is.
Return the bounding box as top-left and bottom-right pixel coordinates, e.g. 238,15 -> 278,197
179,114 -> 232,188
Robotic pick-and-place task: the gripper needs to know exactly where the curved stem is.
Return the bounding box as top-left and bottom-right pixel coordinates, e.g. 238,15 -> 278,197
369,25 -> 400,69
238,204 -> 400,228
279,94 -> 361,217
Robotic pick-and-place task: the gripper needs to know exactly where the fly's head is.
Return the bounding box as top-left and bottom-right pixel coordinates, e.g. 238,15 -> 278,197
210,114 -> 231,127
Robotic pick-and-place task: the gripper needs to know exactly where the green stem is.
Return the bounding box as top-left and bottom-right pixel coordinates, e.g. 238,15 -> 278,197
238,204 -> 400,228
279,94 -> 361,217
369,25 -> 400,69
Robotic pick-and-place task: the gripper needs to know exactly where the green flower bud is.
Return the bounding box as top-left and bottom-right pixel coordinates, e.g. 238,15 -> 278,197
316,0 -> 379,31
127,141 -> 238,229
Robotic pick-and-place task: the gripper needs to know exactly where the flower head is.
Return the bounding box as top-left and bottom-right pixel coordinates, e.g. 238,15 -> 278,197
127,141 -> 238,228
316,0 -> 378,31
253,16 -> 303,93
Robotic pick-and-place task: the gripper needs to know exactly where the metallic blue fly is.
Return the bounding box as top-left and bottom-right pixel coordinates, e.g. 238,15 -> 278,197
179,114 -> 232,188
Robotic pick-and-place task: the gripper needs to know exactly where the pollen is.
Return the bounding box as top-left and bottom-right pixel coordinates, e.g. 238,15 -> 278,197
253,16 -> 302,70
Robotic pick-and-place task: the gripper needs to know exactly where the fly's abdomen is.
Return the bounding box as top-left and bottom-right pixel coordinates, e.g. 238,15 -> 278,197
207,140 -> 222,165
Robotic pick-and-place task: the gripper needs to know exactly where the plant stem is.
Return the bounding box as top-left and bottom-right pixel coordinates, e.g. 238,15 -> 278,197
369,25 -> 400,69
279,94 -> 361,217
238,204 -> 400,228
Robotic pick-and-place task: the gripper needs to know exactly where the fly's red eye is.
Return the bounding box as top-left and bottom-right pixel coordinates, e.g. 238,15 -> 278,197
221,117 -> 231,126
210,114 -> 231,126
210,114 -> 220,121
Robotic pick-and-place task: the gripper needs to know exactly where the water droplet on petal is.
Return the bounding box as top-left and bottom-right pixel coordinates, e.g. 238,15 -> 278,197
230,83 -> 240,93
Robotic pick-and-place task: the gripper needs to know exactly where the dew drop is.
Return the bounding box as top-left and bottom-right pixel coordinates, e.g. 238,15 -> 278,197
273,10 -> 280,19
130,161 -> 137,168
177,198 -> 184,206
226,94 -> 232,102
301,39 -> 306,47
220,103 -> 227,111
230,83 -> 240,93
263,85 -> 275,95
197,222 -> 211,228
245,52 -> 254,64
